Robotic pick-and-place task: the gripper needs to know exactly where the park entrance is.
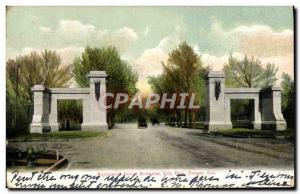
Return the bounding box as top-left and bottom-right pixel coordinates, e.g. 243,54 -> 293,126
30,70 -> 287,133
205,71 -> 287,131
30,71 -> 108,133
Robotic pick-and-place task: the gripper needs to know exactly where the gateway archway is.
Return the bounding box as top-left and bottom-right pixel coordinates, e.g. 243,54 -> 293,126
30,71 -> 108,133
205,71 -> 287,131
30,70 -> 287,133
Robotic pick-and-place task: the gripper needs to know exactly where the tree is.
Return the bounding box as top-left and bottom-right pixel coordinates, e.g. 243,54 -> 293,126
7,50 -> 72,103
224,54 -> 279,127
6,50 -> 72,135
58,100 -> 83,130
281,73 -> 295,128
72,46 -> 138,128
224,54 -> 278,88
263,63 -> 279,88
149,42 -> 207,127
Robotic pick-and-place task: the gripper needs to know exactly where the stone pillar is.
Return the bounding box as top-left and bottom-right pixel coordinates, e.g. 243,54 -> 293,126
205,71 -> 232,131
224,97 -> 231,126
260,87 -> 287,131
49,95 -> 59,132
30,85 -> 50,133
81,71 -> 108,132
253,97 -> 262,130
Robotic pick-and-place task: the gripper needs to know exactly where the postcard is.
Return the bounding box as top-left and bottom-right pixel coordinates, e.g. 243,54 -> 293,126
5,6 -> 295,189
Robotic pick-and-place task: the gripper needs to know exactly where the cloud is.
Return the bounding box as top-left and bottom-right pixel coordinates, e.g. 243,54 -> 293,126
39,26 -> 51,32
229,25 -> 293,57
135,47 -> 168,80
37,20 -> 138,53
55,47 -> 85,65
193,45 -> 243,71
96,27 -> 138,52
158,25 -> 185,53
207,23 -> 294,83
134,25 -> 184,94
57,20 -> 96,38
260,54 -> 294,82
135,25 -> 185,86
134,46 -> 169,94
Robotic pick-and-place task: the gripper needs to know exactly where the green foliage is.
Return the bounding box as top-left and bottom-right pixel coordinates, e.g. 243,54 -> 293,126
57,100 -> 83,124
73,46 -> 138,94
6,50 -> 72,137
72,46 -> 138,128
148,42 -> 208,126
224,54 -> 278,88
10,131 -> 107,140
281,73 -> 295,128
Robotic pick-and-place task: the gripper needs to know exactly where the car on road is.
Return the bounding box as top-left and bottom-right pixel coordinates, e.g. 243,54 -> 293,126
150,117 -> 160,126
138,117 -> 147,128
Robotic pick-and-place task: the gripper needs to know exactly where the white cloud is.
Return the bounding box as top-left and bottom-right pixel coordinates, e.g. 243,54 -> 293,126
228,25 -> 293,57
193,45 -> 242,71
135,47 -> 168,80
158,25 -> 185,53
39,26 -> 51,32
134,24 -> 183,93
58,20 -> 96,37
208,23 -> 294,83
96,26 -> 138,52
38,20 -> 139,53
135,25 -> 187,93
56,47 -> 85,65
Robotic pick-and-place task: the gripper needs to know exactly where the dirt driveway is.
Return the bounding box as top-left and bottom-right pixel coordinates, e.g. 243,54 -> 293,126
7,124 -> 294,170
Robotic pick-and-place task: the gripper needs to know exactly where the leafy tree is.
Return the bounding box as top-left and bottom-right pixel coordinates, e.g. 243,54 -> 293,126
224,54 -> 278,88
281,73 -> 295,128
72,46 -> 138,128
263,63 -> 279,88
7,50 -> 71,103
6,50 -> 72,136
149,42 -> 207,127
224,54 -> 280,127
58,100 -> 83,130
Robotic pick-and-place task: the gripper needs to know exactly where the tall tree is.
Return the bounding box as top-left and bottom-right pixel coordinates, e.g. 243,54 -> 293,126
149,42 -> 207,127
72,46 -> 138,128
6,50 -> 72,135
281,73 -> 295,128
224,54 -> 278,88
224,54 -> 279,126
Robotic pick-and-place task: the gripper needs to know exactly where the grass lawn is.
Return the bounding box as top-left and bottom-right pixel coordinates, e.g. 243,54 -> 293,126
217,128 -> 294,139
9,131 -> 107,141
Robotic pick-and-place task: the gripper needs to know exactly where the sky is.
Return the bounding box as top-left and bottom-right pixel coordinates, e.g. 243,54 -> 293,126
6,6 -> 294,93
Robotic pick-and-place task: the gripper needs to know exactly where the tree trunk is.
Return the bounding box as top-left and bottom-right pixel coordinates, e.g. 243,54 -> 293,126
184,108 -> 188,127
191,111 -> 196,128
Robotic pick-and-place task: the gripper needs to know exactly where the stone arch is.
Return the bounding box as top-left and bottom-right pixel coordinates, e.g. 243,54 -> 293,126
30,71 -> 108,133
205,71 -> 286,131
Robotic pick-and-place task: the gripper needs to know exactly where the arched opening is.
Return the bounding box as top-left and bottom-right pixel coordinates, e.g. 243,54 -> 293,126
230,99 -> 254,128
57,99 -> 83,131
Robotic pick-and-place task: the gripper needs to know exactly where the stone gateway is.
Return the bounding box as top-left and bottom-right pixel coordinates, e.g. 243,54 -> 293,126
30,70 -> 287,133
30,71 -> 108,133
205,71 -> 287,131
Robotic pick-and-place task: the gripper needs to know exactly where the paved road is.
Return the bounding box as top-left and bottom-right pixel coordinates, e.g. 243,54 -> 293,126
8,124 -> 294,169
